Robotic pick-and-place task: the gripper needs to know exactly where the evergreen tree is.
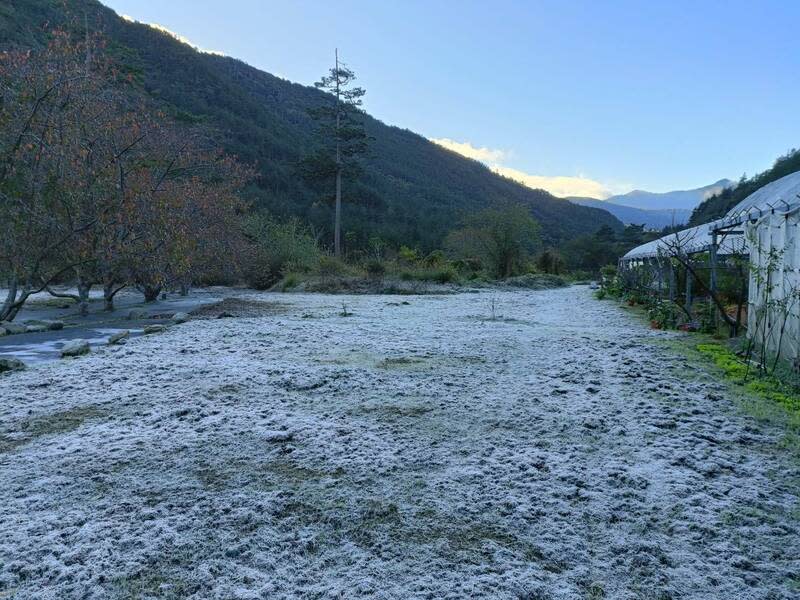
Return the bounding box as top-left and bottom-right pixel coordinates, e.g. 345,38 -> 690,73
305,50 -> 368,257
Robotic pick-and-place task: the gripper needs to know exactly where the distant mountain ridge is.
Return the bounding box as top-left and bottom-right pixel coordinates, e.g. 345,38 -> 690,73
566,197 -> 692,230
608,179 -> 734,211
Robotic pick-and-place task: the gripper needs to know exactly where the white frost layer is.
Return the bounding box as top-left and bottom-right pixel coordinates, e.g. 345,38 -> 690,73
0,287 -> 798,599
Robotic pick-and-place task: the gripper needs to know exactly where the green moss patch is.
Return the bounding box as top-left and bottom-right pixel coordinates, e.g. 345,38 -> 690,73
696,343 -> 800,420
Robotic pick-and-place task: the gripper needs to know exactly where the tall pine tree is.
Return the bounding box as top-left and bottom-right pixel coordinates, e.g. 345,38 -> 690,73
304,50 -> 368,257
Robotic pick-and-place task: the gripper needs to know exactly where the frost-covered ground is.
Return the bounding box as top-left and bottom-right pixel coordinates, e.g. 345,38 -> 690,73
1,286 -> 799,599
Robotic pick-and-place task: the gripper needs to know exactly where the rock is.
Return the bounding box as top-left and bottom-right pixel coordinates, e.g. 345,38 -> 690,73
25,319 -> 53,333
171,312 -> 190,324
0,328 -> 7,337
143,324 -> 166,334
0,357 -> 26,373
108,330 -> 130,345
264,430 -> 294,443
21,319 -> 63,331
61,340 -> 90,358
128,308 -> 148,320
1,322 -> 26,335
217,311 -> 235,319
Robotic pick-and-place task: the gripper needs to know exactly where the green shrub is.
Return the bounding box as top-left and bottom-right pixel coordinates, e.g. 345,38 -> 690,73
422,249 -> 446,267
431,267 -> 457,284
365,259 -> 386,279
398,246 -> 419,263
647,301 -> 679,329
243,213 -> 320,290
503,273 -> 567,289
316,255 -> 350,278
451,257 -> 482,274
280,273 -> 300,291
397,265 -> 458,284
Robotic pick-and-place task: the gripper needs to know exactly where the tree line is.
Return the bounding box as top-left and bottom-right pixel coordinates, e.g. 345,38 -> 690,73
0,28 -> 250,321
0,23 -> 629,323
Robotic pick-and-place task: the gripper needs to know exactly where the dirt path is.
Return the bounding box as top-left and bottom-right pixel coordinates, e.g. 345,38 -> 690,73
0,286 -> 798,599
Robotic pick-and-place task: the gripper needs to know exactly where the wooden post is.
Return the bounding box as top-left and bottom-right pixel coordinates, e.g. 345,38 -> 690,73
669,259 -> 676,303
709,231 -> 719,329
655,258 -> 663,296
685,260 -> 693,317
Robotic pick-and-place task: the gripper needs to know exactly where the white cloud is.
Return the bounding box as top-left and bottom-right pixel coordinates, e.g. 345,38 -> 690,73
121,15 -> 226,56
492,166 -> 614,199
430,138 -> 509,164
430,136 -> 622,199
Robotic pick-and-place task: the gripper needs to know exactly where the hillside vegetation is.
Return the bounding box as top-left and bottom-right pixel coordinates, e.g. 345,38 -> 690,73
0,0 -> 621,253
689,149 -> 800,226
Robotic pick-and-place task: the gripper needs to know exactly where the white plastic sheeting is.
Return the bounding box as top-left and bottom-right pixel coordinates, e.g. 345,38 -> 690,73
622,171 -> 800,262
744,198 -> 800,360
718,171 -> 800,229
621,219 -> 746,260
733,172 -> 800,360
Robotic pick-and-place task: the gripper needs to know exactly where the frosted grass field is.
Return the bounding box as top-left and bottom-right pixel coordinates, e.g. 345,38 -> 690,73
1,286 -> 798,599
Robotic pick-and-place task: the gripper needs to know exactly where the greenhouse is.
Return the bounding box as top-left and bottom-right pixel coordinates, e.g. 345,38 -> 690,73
619,170 -> 800,363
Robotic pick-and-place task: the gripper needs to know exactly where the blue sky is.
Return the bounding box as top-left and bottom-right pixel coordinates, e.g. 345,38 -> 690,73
102,0 -> 800,198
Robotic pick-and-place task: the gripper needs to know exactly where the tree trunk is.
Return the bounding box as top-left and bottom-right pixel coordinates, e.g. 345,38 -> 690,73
142,285 -> 161,303
334,167 -> 342,258
180,282 -> 190,297
77,279 -> 91,317
103,281 -> 117,312
1,276 -> 18,322
334,48 -> 342,259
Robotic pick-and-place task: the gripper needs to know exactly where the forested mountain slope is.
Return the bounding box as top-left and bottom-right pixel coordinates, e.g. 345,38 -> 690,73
689,150 -> 800,226
1,0 -> 622,251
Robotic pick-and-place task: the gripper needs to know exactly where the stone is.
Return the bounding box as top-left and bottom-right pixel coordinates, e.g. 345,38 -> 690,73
217,311 -> 235,319
108,330 -> 130,345
22,319 -> 60,332
171,312 -> 190,324
0,328 -> 7,337
128,309 -> 148,320
143,324 -> 166,334
1,322 -> 26,335
61,340 -> 90,358
0,357 -> 26,373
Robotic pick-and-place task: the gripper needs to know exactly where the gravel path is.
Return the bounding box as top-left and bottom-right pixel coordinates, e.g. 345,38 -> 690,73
1,286 -> 798,599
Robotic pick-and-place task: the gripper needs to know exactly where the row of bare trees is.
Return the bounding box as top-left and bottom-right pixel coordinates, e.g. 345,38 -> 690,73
0,29 -> 250,321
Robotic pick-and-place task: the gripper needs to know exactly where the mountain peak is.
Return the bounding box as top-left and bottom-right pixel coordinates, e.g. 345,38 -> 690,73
606,180 -> 733,211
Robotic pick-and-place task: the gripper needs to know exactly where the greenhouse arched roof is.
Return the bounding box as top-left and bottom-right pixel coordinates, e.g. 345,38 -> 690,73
621,170 -> 800,262
715,170 -> 800,229
621,219 -> 745,260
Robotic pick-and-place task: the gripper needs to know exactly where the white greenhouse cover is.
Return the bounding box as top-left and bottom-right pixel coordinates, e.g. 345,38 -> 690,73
622,170 -> 800,261
621,220 -> 746,260
716,170 -> 800,228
